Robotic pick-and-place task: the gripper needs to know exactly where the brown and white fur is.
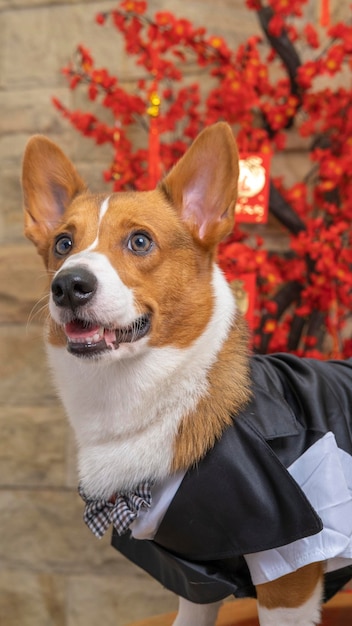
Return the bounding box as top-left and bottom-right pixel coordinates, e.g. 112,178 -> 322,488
22,123 -> 324,625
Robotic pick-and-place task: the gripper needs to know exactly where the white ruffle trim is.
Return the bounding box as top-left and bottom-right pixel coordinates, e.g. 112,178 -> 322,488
245,431 -> 352,584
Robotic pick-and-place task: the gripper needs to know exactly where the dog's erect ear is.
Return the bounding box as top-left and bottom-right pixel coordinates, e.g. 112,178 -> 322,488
22,135 -> 86,251
161,122 -> 239,248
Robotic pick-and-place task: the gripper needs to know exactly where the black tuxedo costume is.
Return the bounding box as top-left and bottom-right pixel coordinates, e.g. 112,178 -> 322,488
112,354 -> 352,603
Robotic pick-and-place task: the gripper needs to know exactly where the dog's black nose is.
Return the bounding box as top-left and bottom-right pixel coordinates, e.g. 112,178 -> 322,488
51,267 -> 97,310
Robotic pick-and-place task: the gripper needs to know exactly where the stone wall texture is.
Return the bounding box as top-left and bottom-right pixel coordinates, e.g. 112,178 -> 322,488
1,1 -> 351,625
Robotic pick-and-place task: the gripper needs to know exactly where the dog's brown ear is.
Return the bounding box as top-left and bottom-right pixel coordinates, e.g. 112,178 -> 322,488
161,122 -> 239,248
22,135 -> 86,252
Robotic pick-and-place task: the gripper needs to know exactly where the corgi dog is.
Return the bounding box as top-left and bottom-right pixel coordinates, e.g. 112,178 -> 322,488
22,123 -> 352,626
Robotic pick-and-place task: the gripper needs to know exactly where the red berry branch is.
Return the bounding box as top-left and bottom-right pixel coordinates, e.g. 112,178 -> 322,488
53,0 -> 352,358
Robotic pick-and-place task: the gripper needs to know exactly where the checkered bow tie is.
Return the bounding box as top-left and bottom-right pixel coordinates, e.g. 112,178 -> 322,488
78,482 -> 153,538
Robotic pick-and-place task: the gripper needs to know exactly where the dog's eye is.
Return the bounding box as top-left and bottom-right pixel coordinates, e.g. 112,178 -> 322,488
128,233 -> 153,255
54,234 -> 73,257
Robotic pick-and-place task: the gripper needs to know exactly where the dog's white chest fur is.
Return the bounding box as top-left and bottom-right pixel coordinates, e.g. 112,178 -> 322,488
46,265 -> 235,498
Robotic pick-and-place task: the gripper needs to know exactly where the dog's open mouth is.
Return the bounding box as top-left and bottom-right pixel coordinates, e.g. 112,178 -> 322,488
64,314 -> 151,356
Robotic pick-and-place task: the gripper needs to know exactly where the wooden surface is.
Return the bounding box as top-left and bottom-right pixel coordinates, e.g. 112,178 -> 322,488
127,592 -> 352,626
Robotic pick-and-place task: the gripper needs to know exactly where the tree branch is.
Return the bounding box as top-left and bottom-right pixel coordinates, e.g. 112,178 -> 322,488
256,6 -> 302,97
269,182 -> 306,234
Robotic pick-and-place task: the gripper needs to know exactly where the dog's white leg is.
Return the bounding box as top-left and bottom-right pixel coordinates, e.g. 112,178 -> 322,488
172,597 -> 222,626
256,563 -> 323,626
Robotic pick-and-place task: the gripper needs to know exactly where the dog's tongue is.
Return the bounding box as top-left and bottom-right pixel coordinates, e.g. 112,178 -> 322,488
65,320 -> 102,341
63,315 -> 150,355
65,320 -> 117,349
65,320 -> 117,348
64,320 -> 118,353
